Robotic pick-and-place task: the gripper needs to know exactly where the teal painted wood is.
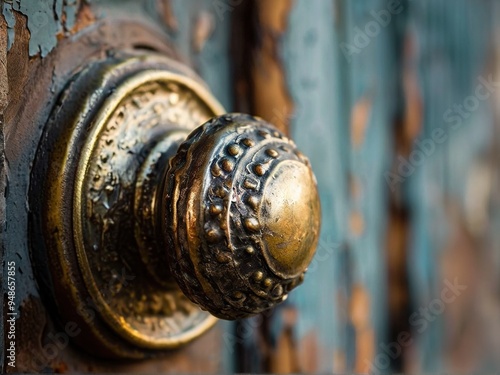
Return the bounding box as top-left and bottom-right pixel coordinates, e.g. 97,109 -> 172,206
282,0 -> 351,371
2,0 -> 79,56
228,1 -> 352,371
232,0 -> 394,372
0,2 -> 88,336
161,0 -> 234,110
406,0 -> 495,372
233,0 -> 395,372
342,0 -> 394,371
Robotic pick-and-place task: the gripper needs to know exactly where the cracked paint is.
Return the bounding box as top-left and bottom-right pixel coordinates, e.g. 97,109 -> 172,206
2,0 -> 80,57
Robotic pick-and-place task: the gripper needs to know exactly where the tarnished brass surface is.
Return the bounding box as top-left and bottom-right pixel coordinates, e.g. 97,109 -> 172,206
73,69 -> 222,349
164,114 -> 321,319
30,53 -> 321,357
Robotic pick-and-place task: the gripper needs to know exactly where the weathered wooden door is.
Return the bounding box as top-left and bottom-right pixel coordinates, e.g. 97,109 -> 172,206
2,0 -> 500,373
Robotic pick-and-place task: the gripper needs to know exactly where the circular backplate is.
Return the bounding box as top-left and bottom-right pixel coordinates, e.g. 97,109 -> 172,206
30,53 -> 224,357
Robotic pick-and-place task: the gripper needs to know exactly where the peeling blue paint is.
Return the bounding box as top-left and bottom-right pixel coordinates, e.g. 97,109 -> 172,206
55,0 -> 63,22
2,3 -> 16,50
282,1 -> 353,371
1,0 -> 80,57
14,0 -> 60,56
64,0 -> 79,30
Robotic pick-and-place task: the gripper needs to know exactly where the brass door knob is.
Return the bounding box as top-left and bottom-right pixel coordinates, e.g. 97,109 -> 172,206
162,114 -> 320,320
30,54 -> 321,357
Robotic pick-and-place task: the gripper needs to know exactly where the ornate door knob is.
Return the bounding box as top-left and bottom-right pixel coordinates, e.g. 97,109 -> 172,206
162,113 -> 320,319
30,54 -> 321,358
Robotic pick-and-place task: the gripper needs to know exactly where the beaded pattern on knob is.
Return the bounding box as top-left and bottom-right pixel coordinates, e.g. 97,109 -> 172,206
164,113 -> 317,320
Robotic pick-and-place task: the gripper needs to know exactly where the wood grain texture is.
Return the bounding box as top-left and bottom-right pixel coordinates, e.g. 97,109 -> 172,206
248,0 -> 293,135
403,0 -> 497,372
233,0 -> 392,372
280,1 -> 352,372
154,0 -> 234,110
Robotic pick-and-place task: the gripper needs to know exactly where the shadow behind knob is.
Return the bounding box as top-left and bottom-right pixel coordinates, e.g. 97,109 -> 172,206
163,113 -> 321,320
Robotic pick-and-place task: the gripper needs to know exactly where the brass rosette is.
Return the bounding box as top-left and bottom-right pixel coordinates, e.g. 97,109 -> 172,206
30,54 -> 224,357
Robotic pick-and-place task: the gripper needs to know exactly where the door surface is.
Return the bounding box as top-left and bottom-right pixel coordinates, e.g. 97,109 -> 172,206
2,0 -> 500,374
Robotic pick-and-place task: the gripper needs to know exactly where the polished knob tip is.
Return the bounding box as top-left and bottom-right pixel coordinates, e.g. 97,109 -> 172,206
164,113 -> 321,319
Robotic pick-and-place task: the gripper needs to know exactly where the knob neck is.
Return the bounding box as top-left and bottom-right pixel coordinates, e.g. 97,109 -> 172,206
134,128 -> 190,286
